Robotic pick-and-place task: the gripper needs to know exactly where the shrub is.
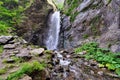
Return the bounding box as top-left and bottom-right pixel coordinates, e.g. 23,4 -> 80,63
0,0 -> 33,35
75,42 -> 120,76
7,61 -> 46,80
0,68 -> 7,75
0,45 -> 3,54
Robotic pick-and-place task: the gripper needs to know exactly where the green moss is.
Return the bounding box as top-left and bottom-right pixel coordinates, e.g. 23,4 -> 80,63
5,64 -> 16,69
70,12 -> 79,22
2,57 -> 22,63
44,50 -> 52,54
107,0 -> 112,5
30,44 -> 40,49
83,34 -> 89,39
0,68 -> 7,75
53,0 -> 64,10
0,77 -> 3,80
11,57 -> 22,63
0,45 -> 3,54
7,61 -> 46,80
64,0 -> 82,22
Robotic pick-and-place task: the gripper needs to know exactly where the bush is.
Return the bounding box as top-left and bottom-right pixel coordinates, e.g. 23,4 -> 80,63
7,61 -> 46,80
0,0 -> 33,35
75,42 -> 120,76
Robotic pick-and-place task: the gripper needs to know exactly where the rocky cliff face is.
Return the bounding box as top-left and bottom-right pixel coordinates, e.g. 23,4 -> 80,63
61,0 -> 120,52
16,0 -> 53,46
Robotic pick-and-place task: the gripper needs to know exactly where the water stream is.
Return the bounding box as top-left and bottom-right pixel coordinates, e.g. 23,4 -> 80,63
45,11 -> 61,50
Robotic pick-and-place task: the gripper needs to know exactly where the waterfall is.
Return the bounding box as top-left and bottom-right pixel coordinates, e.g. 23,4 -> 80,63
45,11 -> 61,50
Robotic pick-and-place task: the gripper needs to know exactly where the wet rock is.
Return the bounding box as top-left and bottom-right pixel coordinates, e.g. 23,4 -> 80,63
0,36 -> 13,44
19,75 -> 32,80
4,44 -> 16,49
55,51 -> 63,58
30,48 -> 44,56
62,16 -> 71,30
60,59 -> 71,66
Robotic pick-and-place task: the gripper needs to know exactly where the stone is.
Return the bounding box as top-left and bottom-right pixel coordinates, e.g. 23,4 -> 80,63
77,0 -> 93,12
78,51 -> 87,55
16,48 -> 32,60
19,75 -> 32,80
6,59 -> 15,63
66,55 -> 71,58
84,62 -> 88,65
4,44 -> 16,49
97,71 -> 103,75
13,50 -> 19,54
8,40 -> 15,44
10,54 -> 16,56
0,36 -> 13,44
21,39 -> 28,44
89,60 -> 97,66
30,48 -> 44,56
60,59 -> 71,66
90,70 -> 94,74
99,30 -> 120,48
110,44 -> 120,53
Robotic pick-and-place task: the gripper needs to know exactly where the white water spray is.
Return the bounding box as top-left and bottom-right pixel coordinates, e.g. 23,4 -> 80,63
46,11 -> 61,50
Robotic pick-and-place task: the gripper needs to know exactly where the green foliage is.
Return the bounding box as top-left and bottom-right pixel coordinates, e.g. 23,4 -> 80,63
0,77 -> 3,80
0,68 -> 7,75
2,57 -> 22,63
83,34 -> 89,39
75,42 -> 120,76
44,50 -> 52,54
7,61 -> 46,80
53,0 -> 64,10
64,0 -> 81,22
0,0 -> 33,35
0,45 -> 3,54
107,0 -> 112,5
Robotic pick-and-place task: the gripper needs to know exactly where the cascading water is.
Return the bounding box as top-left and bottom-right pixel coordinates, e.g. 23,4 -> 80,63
45,11 -> 61,50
